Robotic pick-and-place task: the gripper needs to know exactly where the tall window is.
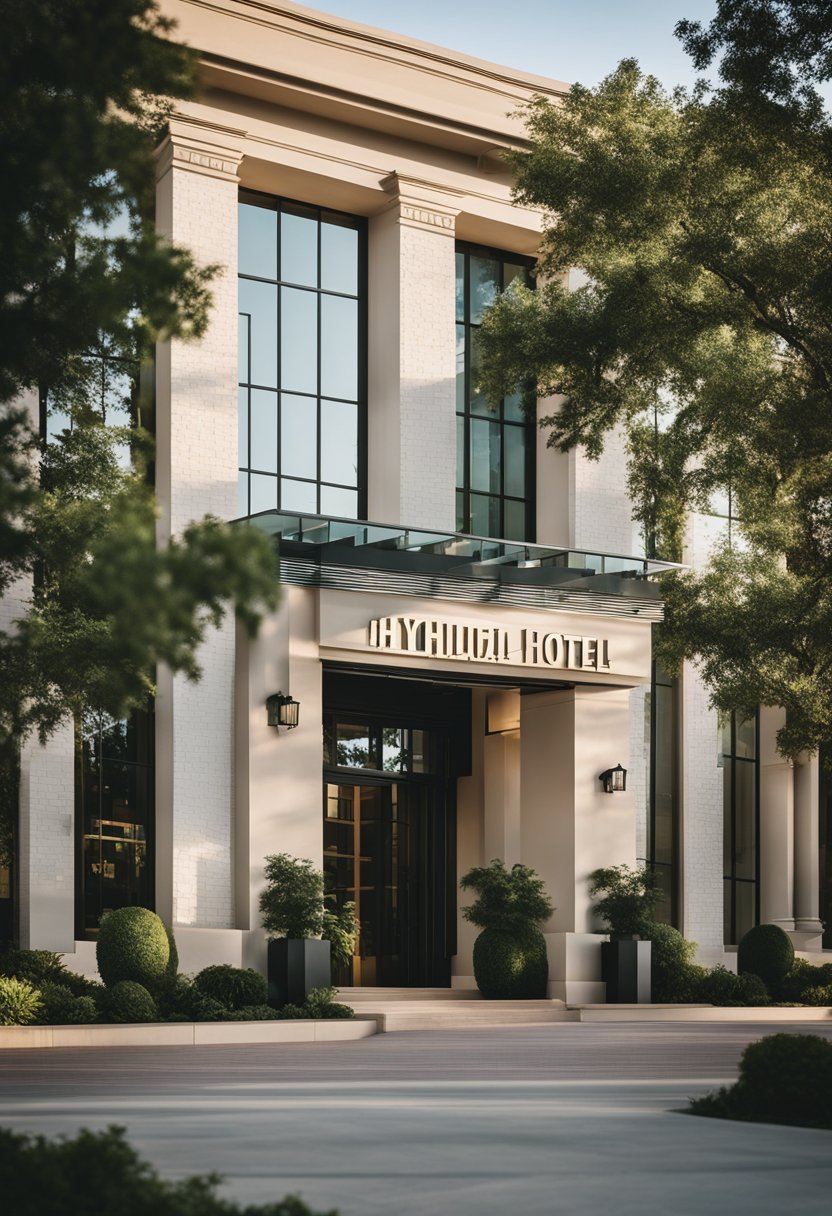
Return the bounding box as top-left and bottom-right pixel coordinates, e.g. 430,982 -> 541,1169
237,192 -> 366,519
76,708 -> 154,938
455,243 -> 535,540
722,712 -> 759,944
638,656 -> 678,924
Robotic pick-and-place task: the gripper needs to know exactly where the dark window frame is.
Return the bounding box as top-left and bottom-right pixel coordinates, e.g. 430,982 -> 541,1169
455,241 -> 536,542
638,653 -> 679,926
237,188 -> 368,521
722,711 -> 760,946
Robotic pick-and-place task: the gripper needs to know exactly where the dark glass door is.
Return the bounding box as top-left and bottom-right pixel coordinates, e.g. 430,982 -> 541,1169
324,779 -> 452,987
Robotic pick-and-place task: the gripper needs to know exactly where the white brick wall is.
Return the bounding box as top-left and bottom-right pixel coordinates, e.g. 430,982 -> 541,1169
155,124 -> 243,929
572,424 -> 643,556
18,722 -> 76,951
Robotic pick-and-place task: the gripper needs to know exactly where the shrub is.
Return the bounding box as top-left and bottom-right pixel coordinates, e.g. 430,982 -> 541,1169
0,949 -> 68,987
800,985 -> 832,1007
103,981 -> 157,1024
260,854 -> 325,939
588,865 -> 660,939
0,1125 -> 339,1216
322,898 -> 357,969
302,987 -> 354,1019
737,923 -> 794,990
0,976 -> 41,1026
36,983 -> 98,1025
697,966 -> 769,1007
649,924 -> 698,1002
471,925 -> 549,999
194,965 -> 268,1011
164,923 -> 179,976
690,1033 -> 832,1129
460,860 -> 553,999
224,1005 -> 277,1021
776,959 -> 832,1002
96,906 -> 170,990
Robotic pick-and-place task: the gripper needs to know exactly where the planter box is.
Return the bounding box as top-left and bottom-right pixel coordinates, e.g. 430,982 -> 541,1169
601,939 -> 652,1004
268,938 -> 331,1007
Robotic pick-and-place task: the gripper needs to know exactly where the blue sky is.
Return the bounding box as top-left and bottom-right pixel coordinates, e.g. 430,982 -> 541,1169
313,1 -> 721,90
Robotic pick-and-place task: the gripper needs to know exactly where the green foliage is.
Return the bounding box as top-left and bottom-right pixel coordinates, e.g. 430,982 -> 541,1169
321,899 -> 357,969
460,859 -> 554,932
96,906 -> 169,990
698,966 -> 770,1007
471,926 -> 549,999
194,965 -> 268,1011
476,14 -> 832,756
0,976 -> 41,1026
0,948 -> 68,987
0,0 -> 279,781
36,983 -> 98,1026
300,987 -> 354,1020
164,924 -> 178,977
588,865 -> 660,940
0,1124 -> 340,1216
649,923 -> 700,1002
776,959 -> 832,1002
800,985 -> 832,1007
103,981 -> 157,1024
737,923 -> 795,989
260,855 -> 325,940
690,1033 -> 832,1129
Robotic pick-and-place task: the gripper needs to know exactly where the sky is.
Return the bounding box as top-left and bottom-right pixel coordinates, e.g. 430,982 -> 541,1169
309,0 -> 722,91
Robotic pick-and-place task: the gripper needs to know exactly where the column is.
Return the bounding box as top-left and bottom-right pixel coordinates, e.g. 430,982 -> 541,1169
679,662 -> 724,963
793,752 -> 824,948
154,116 -> 245,931
519,686 -> 636,1003
758,706 -> 795,930
367,172 -> 461,531
483,691 -> 521,865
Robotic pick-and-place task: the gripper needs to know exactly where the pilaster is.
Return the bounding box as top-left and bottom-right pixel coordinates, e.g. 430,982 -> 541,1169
758,706 -> 795,931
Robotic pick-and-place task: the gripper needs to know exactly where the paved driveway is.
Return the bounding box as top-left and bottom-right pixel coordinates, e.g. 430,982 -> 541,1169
2,1023 -> 831,1215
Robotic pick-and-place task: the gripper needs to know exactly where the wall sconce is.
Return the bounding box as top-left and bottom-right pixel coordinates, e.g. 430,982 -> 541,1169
266,692 -> 300,730
599,763 -> 627,793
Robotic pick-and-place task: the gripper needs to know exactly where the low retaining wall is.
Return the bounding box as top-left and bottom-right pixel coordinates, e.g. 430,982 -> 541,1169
571,1004 -> 832,1023
0,1018 -> 378,1049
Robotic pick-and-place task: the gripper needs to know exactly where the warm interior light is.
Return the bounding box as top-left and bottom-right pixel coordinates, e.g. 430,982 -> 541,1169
599,763 -> 627,793
266,692 -> 300,729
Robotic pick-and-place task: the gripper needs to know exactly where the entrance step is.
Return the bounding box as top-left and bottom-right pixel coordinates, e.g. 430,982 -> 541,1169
336,989 -> 578,1031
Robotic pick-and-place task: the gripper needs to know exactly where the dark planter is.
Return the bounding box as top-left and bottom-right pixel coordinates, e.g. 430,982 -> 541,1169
601,939 -> 652,1004
267,938 -> 332,1008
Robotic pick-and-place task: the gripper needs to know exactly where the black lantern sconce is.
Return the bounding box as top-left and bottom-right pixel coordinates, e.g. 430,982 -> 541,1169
599,763 -> 627,794
266,692 -> 300,730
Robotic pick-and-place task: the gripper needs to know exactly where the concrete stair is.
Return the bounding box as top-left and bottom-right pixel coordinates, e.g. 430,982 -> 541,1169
336,987 -> 579,1031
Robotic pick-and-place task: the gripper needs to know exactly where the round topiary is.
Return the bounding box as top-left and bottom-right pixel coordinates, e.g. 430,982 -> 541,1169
0,976 -> 42,1026
194,965 -> 268,1010
103,980 -> 158,1024
699,965 -> 743,1006
472,925 -> 548,999
164,923 -> 179,977
734,1033 -> 832,1127
96,906 -> 170,990
737,924 -> 794,990
735,972 -> 770,1006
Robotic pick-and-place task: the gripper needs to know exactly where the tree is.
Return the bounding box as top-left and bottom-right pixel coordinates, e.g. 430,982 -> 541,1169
0,2 -> 278,861
477,6 -> 832,758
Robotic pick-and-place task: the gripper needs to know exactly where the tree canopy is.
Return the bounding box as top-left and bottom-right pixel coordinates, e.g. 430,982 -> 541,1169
478,1 -> 832,758
0,1 -> 278,859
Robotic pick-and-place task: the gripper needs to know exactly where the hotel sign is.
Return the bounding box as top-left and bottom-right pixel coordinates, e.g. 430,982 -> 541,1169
369,615 -> 611,673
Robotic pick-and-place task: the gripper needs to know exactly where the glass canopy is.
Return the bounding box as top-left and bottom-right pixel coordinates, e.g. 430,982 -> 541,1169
243,510 -> 683,593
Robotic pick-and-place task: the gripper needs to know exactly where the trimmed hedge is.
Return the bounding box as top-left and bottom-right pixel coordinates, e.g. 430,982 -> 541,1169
472,925 -> 548,999
698,966 -> 769,1007
690,1033 -> 832,1129
96,907 -> 170,990
194,965 -> 268,1011
776,960 -> 832,1003
0,976 -> 41,1026
103,981 -> 157,1024
36,983 -> 97,1025
737,924 -> 794,990
650,924 -> 699,1002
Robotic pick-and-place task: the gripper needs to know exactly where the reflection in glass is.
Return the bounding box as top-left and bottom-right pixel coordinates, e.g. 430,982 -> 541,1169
470,419 -> 501,493
456,326 -> 465,409
503,499 -> 525,542
503,425 -> 526,498
320,485 -> 358,517
382,727 -> 405,772
735,760 -> 756,879
250,472 -> 278,513
250,389 -> 278,473
321,217 -> 358,294
469,255 -> 499,323
281,394 -> 317,480
455,251 -> 465,321
736,717 -> 756,759
471,493 -> 500,537
238,387 -> 248,467
239,278 -> 277,388
320,399 -> 358,486
239,202 -> 277,279
281,206 -> 318,287
281,288 -> 318,394
321,295 -> 358,400
335,724 -> 375,769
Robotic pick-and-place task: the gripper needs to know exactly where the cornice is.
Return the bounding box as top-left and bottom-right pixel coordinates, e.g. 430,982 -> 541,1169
381,171 -> 462,233
155,114 -> 247,182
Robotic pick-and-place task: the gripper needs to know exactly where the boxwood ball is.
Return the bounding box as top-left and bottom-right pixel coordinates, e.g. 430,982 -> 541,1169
96,906 -> 170,990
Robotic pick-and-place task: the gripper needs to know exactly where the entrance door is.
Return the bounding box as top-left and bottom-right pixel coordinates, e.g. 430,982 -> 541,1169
324,780 -> 451,987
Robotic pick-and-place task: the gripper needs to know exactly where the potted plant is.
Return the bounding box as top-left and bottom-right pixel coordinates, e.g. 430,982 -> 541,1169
589,865 -> 660,1003
460,859 -> 554,998
260,854 -> 333,1007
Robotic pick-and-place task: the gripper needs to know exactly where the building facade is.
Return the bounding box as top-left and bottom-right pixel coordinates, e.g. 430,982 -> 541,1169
7,0 -> 828,992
